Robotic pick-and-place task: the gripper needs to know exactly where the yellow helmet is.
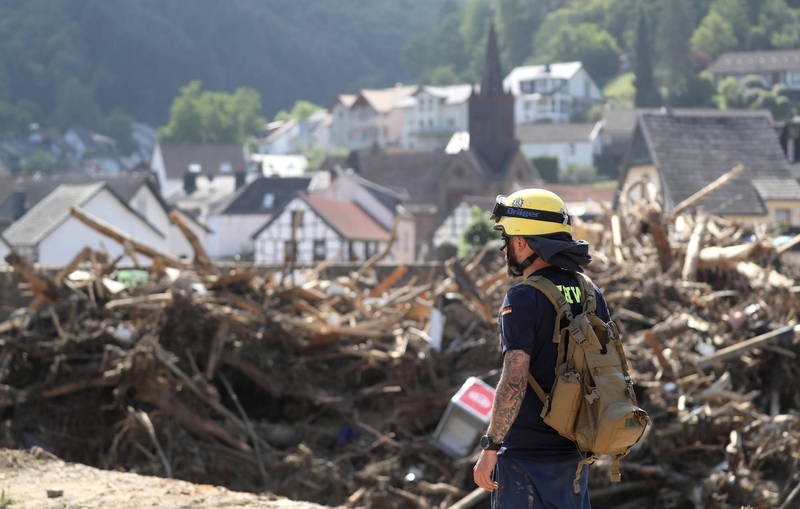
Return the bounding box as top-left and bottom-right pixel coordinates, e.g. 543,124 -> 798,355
491,188 -> 572,236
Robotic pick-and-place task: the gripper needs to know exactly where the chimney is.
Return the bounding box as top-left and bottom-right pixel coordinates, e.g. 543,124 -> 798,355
235,171 -> 246,190
183,172 -> 197,195
544,63 -> 551,73
12,191 -> 26,220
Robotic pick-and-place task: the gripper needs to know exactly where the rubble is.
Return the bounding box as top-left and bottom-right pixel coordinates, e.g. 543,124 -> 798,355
0,194 -> 798,508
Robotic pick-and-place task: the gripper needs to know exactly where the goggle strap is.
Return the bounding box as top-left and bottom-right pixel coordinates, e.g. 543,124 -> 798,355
493,203 -> 571,226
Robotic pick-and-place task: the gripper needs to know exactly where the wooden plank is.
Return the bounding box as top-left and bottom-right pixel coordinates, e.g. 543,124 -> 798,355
669,164 -> 743,221
368,265 -> 408,297
169,209 -> 214,270
696,325 -> 798,369
70,206 -> 187,269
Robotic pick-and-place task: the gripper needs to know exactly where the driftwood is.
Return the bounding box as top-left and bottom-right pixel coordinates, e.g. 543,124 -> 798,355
168,209 -> 214,270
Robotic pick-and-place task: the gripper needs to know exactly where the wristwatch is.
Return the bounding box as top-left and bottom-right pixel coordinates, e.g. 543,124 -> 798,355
479,434 -> 501,451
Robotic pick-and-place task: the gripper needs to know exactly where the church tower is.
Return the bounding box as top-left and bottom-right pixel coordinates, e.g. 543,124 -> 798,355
468,21 -> 518,178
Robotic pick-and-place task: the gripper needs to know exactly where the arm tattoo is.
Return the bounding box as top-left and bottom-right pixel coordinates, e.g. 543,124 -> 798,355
487,350 -> 530,443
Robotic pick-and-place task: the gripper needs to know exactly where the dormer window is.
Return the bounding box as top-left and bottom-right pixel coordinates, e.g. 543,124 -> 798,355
262,193 -> 275,209
220,162 -> 232,173
188,163 -> 202,173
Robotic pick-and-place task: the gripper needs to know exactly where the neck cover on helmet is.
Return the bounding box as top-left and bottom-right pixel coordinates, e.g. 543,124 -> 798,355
525,232 -> 592,272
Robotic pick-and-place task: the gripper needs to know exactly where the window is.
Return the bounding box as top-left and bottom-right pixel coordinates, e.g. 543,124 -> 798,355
284,240 -> 297,263
569,143 -> 576,155
313,239 -> 326,261
290,210 -> 304,228
262,193 -> 275,209
787,71 -> 800,88
775,208 -> 791,223
220,162 -> 232,173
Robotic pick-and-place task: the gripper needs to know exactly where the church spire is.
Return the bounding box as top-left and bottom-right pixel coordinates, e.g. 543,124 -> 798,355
480,21 -> 507,97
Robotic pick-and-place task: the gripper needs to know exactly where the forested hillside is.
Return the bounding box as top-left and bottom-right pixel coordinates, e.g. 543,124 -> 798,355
407,0 -> 800,114
1,0 -> 798,140
0,0 -> 445,134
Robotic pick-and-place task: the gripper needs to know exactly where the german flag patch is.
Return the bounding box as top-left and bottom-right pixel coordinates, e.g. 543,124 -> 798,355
500,306 -> 513,316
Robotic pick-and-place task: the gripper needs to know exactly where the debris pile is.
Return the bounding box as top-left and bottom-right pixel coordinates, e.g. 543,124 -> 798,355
0,190 -> 798,508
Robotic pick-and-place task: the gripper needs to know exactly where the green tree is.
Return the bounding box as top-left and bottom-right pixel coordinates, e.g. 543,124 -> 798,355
537,23 -> 621,86
634,7 -> 661,107
21,149 -> 57,175
657,0 -> 696,105
691,10 -> 737,59
717,75 -> 796,119
531,156 -> 559,183
51,77 -> 103,130
159,81 -> 265,144
495,0 -> 546,66
459,206 -> 495,257
274,100 -> 324,122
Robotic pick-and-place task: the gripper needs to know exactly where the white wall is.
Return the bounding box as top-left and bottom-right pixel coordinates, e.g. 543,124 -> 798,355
520,141 -> 595,170
567,68 -> 603,100
37,189 -> 167,266
206,214 -> 267,258
253,197 -> 387,264
169,213 -> 209,261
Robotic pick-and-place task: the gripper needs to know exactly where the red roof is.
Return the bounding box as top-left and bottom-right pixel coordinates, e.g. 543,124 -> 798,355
302,194 -> 390,241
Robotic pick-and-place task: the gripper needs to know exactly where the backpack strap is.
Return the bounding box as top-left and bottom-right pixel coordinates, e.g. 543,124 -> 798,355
574,271 -> 597,315
515,276 -> 574,405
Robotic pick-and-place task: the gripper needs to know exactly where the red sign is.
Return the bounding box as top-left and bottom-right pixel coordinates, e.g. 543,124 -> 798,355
456,379 -> 495,419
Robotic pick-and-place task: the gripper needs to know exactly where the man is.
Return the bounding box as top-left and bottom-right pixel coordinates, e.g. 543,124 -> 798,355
473,189 -> 611,508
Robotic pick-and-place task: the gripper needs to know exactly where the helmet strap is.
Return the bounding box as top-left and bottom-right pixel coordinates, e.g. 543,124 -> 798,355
506,251 -> 539,277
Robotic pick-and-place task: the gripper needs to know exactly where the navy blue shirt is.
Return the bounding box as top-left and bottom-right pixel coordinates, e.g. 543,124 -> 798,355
498,266 -> 611,463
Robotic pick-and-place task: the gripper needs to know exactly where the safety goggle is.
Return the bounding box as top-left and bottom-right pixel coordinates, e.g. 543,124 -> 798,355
490,195 -> 571,226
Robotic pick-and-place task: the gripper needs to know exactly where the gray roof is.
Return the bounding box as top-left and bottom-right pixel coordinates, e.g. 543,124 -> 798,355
0,174 -> 165,229
631,113 -> 796,216
0,232 -> 9,250
751,178 -> 800,201
602,108 -> 773,139
708,49 -> 800,75
219,176 -> 311,215
516,122 -> 598,143
3,183 -> 104,245
158,143 -> 247,180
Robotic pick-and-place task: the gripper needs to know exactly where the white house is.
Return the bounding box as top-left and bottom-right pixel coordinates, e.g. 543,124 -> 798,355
257,111 -> 331,155
708,49 -> 800,90
0,174 -> 205,261
252,154 -> 308,177
516,121 -> 603,175
328,86 -> 417,151
2,182 -> 167,265
151,142 -> 250,198
433,195 -> 494,248
316,169 -> 416,263
504,62 -> 604,123
398,85 -> 472,151
252,194 -> 391,265
206,176 -> 311,259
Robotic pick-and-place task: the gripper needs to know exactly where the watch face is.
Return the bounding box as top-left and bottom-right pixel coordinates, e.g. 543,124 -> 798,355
480,435 -> 490,449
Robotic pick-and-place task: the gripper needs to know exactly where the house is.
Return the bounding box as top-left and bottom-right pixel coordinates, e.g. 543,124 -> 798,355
63,127 -> 124,174
252,154 -> 308,177
252,194 -> 391,265
620,112 -> 800,225
2,182 -> 167,265
0,233 -> 9,262
516,122 -> 603,176
598,108 -> 774,175
708,49 -> 800,91
0,174 -> 206,261
397,84 -> 472,151
316,169 -> 416,262
205,176 -> 311,259
328,86 -> 417,151
345,23 -> 541,259
258,110 -> 331,155
433,185 -> 614,248
150,142 -> 250,198
503,62 -> 604,124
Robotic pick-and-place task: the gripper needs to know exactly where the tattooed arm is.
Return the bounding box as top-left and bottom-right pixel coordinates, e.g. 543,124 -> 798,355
473,349 -> 530,492
487,349 -> 530,443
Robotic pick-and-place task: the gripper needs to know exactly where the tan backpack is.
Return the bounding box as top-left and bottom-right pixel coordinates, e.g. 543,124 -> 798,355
518,271 -> 649,493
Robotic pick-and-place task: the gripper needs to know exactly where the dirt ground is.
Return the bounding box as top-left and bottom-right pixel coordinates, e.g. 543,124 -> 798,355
0,448 -> 330,509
